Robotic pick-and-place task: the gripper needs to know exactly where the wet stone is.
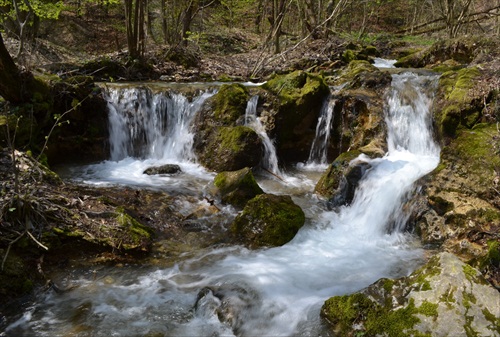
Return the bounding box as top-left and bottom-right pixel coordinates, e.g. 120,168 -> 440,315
143,164 -> 182,175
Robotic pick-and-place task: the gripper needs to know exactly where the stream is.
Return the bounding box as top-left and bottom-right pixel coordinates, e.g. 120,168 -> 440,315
2,70 -> 440,337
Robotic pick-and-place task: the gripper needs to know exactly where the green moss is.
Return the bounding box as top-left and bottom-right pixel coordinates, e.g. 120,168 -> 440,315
342,49 -> 357,63
438,67 -> 481,136
462,264 -> 480,283
52,226 -> 85,238
214,167 -> 264,208
439,286 -> 457,310
115,208 -> 154,250
337,61 -> 378,84
231,194 -> 305,247
450,124 -> 500,188
217,126 -> 253,152
409,255 -> 442,291
383,278 -> 395,293
482,308 -> 500,333
440,67 -> 480,103
322,293 -> 377,335
197,123 -> 261,172
440,105 -> 462,136
322,295 -> 435,337
486,240 -> 500,265
213,83 -> 249,124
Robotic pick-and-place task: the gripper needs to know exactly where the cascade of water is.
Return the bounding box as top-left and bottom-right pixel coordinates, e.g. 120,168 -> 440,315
307,94 -> 336,165
106,86 -> 215,162
5,73 -> 441,337
244,95 -> 284,177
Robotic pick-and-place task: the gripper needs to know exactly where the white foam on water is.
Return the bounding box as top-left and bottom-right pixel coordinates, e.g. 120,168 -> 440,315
4,73 -> 440,337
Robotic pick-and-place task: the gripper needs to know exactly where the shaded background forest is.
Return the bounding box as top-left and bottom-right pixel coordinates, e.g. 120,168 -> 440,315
1,0 -> 499,73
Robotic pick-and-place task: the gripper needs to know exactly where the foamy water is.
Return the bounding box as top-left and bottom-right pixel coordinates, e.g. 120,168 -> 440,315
3,73 -> 440,337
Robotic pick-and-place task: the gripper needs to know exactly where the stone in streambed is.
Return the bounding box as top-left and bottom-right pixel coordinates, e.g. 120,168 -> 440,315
212,167 -> 264,208
143,164 -> 182,175
230,194 -> 305,248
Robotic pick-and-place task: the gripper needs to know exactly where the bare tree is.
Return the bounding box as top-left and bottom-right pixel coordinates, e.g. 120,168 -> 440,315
437,0 -> 475,38
124,0 -> 146,58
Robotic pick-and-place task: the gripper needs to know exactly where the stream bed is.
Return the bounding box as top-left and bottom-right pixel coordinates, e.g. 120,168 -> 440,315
2,71 -> 440,337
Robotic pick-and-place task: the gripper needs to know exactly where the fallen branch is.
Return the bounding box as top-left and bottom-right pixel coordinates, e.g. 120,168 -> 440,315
262,167 -> 285,182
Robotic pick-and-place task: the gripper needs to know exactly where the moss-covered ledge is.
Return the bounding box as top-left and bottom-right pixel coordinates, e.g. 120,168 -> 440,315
260,70 -> 330,162
321,252 -> 500,337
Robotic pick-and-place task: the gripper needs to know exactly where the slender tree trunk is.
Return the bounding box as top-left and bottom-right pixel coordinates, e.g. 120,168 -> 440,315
0,32 -> 24,104
124,0 -> 146,58
303,0 -> 320,38
161,0 -> 168,43
182,0 -> 197,47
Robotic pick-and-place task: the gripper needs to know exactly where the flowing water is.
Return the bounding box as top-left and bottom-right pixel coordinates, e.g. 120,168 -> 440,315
2,72 -> 440,337
244,95 -> 283,177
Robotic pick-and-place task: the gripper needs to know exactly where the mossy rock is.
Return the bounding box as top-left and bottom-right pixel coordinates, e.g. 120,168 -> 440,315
213,83 -> 250,125
52,208 -> 154,251
192,84 -> 261,172
197,126 -> 262,172
340,44 -> 379,64
114,208 -> 155,250
341,49 -> 357,63
447,123 -> 500,192
143,164 -> 181,175
436,67 -> 482,137
213,167 -> 264,208
394,37 -> 490,69
314,150 -> 362,199
334,60 -> 379,86
231,194 -> 305,248
321,252 -> 500,337
261,70 -> 330,162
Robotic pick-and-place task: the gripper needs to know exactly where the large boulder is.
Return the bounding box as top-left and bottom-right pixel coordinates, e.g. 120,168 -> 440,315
259,70 -> 330,163
321,252 -> 500,337
230,194 -> 305,248
412,123 -> 500,288
212,167 -> 264,208
192,83 -> 263,172
435,67 -> 483,137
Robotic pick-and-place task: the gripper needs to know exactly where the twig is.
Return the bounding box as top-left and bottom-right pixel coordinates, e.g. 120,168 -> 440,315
27,230 -> 48,250
1,231 -> 25,271
36,94 -> 91,161
262,167 -> 285,182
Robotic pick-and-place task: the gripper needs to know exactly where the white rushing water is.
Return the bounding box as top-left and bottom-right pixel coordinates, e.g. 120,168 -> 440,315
244,95 -> 284,177
306,94 -> 336,167
3,72 -> 440,337
373,58 -> 397,68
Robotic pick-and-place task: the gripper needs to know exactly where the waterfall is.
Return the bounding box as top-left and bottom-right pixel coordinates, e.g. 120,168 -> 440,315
306,85 -> 345,167
244,95 -> 284,177
106,86 -> 215,162
307,94 -> 336,165
5,73 -> 441,337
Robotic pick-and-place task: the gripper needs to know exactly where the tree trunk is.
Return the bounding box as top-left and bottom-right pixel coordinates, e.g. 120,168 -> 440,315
182,0 -> 197,47
124,0 -> 146,58
303,0 -> 320,38
0,32 -> 24,104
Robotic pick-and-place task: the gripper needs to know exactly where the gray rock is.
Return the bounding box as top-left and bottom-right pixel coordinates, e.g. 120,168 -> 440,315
321,252 -> 500,337
143,164 -> 181,175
